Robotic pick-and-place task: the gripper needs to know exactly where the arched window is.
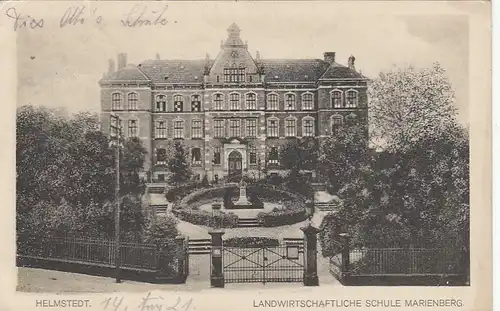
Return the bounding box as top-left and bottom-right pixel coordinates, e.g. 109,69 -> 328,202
111,93 -> 123,110
128,119 -> 138,138
156,95 -> 166,112
284,93 -> 296,110
245,93 -> 257,110
302,93 -> 313,110
285,117 -> 297,137
127,93 -> 138,110
173,95 -> 184,112
331,116 -> 343,135
213,93 -> 224,110
191,95 -> 201,112
173,119 -> 184,139
331,90 -> 343,108
155,120 -> 167,138
229,93 -> 240,110
191,119 -> 202,138
345,90 -> 358,108
267,118 -> 279,137
267,93 -> 278,110
191,148 -> 202,166
302,117 -> 315,137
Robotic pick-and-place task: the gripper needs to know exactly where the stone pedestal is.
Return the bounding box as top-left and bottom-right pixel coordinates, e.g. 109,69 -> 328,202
301,224 -> 320,286
209,229 -> 225,288
234,184 -> 251,206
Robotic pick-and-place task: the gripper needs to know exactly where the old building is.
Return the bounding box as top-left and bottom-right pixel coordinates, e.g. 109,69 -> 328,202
99,23 -> 368,182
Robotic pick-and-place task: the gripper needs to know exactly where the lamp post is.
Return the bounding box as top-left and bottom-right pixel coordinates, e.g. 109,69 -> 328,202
109,114 -> 122,284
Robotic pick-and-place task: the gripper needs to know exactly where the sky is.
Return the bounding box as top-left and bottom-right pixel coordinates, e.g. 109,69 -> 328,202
14,1 -> 469,124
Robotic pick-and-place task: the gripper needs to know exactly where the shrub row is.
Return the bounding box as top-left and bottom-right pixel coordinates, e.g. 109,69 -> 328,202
224,237 -> 280,248
172,209 -> 238,228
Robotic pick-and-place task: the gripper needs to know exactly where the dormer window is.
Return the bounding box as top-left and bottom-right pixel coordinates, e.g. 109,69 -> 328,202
191,95 -> 201,112
174,95 -> 184,112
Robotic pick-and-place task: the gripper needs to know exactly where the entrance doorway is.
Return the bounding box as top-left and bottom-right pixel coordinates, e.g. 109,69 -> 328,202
228,150 -> 242,180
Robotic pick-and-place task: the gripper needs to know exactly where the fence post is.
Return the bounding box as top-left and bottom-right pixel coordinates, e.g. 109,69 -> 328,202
175,235 -> 186,283
209,229 -> 225,288
301,223 -> 320,286
339,233 -> 351,283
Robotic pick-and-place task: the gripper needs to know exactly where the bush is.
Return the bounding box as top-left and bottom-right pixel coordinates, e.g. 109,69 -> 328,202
257,209 -> 307,227
224,237 -> 280,248
318,213 -> 343,257
165,181 -> 209,202
172,209 -> 238,228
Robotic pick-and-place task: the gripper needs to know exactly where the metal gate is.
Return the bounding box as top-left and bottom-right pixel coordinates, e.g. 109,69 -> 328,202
223,245 -> 304,283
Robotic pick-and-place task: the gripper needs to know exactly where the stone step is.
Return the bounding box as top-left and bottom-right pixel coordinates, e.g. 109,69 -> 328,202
148,186 -> 166,194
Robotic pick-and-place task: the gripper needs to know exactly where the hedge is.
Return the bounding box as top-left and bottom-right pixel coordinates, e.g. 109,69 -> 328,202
224,237 -> 280,248
172,209 -> 238,228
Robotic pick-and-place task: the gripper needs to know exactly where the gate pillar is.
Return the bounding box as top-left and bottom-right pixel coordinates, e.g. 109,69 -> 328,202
209,229 -> 225,288
301,223 -> 320,286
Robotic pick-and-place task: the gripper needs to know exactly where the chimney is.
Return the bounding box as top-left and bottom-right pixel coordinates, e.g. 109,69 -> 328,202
323,52 -> 336,64
256,51 -> 261,62
348,55 -> 356,70
117,53 -> 127,70
108,58 -> 116,74
156,53 -> 161,60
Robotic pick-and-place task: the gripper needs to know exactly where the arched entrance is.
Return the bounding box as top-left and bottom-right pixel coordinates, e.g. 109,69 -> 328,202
228,150 -> 243,179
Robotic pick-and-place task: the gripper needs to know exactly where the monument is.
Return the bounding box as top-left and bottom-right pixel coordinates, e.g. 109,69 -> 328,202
234,179 -> 251,206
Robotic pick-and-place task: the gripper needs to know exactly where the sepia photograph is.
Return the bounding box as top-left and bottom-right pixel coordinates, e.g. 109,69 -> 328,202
5,1 -> 490,307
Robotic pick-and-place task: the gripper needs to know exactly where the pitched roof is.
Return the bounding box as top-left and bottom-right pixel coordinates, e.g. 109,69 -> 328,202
102,58 -> 366,84
102,64 -> 150,81
260,59 -> 330,83
137,59 -> 210,83
319,62 -> 366,80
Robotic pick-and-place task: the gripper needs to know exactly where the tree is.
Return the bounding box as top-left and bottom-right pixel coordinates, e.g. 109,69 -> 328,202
167,141 -> 192,185
121,137 -> 148,196
369,63 -> 457,152
318,123 -> 370,194
279,137 -> 317,197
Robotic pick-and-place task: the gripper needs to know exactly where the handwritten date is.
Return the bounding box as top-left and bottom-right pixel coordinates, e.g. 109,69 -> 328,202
101,292 -> 194,311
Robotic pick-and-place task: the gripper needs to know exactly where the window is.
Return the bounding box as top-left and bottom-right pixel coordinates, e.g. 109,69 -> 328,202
173,95 -> 184,112
173,120 -> 184,139
267,94 -> 278,110
214,120 -> 225,138
191,119 -> 202,138
128,93 -> 138,110
191,148 -> 201,166
213,93 -> 224,110
213,147 -> 221,165
331,90 -> 343,108
246,93 -> 257,110
156,148 -> 167,165
246,118 -> 257,137
302,93 -> 313,110
224,67 -> 246,83
285,118 -> 297,137
331,116 -> 343,135
268,147 -> 279,164
191,95 -> 201,112
345,90 -> 358,108
111,93 -> 123,110
267,118 -> 279,137
285,93 -> 296,110
155,120 -> 167,138
303,118 -> 315,137
229,119 -> 241,137
229,93 -> 240,110
110,117 -> 122,138
128,120 -> 138,138
156,95 -> 166,112
249,146 -> 257,165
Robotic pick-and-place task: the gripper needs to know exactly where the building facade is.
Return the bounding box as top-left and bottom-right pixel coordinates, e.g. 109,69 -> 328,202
99,23 -> 368,182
